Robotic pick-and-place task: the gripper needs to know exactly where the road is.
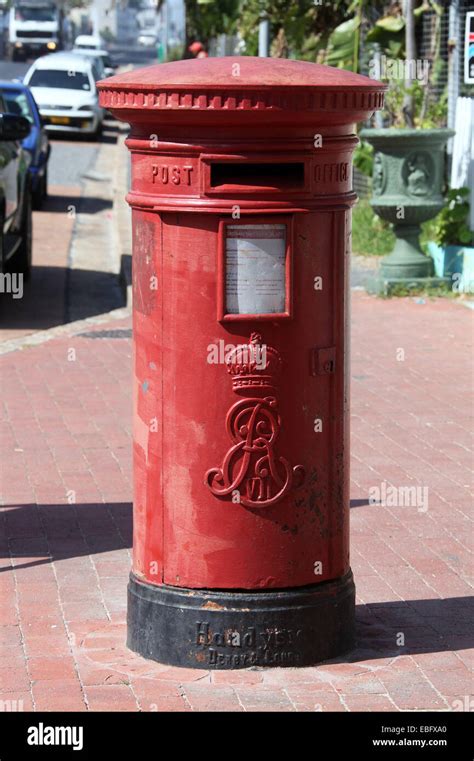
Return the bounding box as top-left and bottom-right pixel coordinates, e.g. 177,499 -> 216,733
1,60 -> 100,185
0,44 -> 154,185
0,47 -> 155,342
0,59 -> 30,81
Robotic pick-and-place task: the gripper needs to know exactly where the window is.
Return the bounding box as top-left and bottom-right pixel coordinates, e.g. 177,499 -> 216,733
28,70 -> 91,91
15,6 -> 55,22
3,90 -> 34,124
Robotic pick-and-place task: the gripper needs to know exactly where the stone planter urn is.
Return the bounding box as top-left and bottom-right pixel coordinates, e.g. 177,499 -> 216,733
360,128 -> 455,283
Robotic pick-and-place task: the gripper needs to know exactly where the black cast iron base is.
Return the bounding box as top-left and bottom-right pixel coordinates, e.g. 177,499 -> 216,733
127,571 -> 355,669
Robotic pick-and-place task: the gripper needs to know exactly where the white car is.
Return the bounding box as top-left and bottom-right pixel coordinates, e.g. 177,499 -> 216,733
73,34 -> 103,51
23,53 -> 104,137
71,48 -> 116,78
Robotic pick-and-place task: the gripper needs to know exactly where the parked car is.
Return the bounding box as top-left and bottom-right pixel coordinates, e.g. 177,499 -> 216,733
23,52 -> 104,138
71,47 -> 116,78
0,100 -> 32,280
73,34 -> 103,51
0,82 -> 50,209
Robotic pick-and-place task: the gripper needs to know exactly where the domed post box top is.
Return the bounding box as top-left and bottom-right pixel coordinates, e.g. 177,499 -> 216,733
97,56 -> 386,130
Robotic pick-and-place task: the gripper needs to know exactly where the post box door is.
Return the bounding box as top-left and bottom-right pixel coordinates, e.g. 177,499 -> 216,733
158,208 -> 350,590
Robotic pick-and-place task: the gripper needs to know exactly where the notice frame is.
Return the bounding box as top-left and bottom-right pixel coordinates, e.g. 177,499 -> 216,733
217,217 -> 293,322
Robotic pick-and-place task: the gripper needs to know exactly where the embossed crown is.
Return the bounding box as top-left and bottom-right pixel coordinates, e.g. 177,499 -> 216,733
226,333 -> 282,392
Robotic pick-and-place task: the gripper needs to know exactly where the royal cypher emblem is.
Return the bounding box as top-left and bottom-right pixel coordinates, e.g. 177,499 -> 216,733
205,333 -> 304,508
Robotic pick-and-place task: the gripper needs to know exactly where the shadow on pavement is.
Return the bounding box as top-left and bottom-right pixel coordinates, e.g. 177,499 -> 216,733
43,193 -> 112,215
350,595 -> 473,662
0,265 -> 124,333
98,131 -> 123,146
48,121 -> 119,147
1,502 -> 132,572
1,500 -> 472,659
350,498 -> 372,508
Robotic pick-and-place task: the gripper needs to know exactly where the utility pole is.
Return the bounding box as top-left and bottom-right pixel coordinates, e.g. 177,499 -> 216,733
258,13 -> 269,57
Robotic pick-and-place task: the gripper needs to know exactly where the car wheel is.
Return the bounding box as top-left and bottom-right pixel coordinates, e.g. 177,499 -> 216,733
93,120 -> 103,140
32,167 -> 48,210
14,187 -> 33,282
42,166 -> 48,201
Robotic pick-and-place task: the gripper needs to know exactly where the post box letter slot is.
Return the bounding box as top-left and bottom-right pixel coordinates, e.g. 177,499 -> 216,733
210,162 -> 305,191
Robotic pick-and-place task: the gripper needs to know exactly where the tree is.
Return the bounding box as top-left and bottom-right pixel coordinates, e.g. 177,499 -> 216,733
237,0 -> 354,60
184,0 -> 240,50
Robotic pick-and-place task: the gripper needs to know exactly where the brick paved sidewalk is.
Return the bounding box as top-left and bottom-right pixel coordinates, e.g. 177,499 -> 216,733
0,185 -> 80,343
0,293 -> 472,712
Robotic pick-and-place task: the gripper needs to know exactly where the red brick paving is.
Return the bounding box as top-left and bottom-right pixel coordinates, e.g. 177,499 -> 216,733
0,185 -> 80,342
0,293 -> 472,711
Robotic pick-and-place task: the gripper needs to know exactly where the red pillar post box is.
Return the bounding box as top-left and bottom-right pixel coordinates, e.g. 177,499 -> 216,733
98,58 -> 385,669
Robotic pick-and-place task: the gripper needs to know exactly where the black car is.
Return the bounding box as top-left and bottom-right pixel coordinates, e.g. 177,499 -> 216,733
0,96 -> 32,281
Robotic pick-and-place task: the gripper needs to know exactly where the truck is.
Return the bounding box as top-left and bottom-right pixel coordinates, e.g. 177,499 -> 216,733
7,0 -> 64,61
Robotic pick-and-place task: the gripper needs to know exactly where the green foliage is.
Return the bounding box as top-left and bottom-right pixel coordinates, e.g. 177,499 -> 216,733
364,1 -> 448,127
372,15 -> 405,32
352,200 -> 394,256
382,79 -> 412,127
353,140 -> 374,177
238,0 -> 314,58
418,87 -> 448,128
185,0 -> 240,46
299,33 -> 330,61
167,45 -> 185,62
432,188 -> 473,247
236,0 -> 360,60
325,16 -> 360,70
382,79 -> 448,128
419,216 -> 438,254
365,13 -> 405,59
352,196 -> 472,258
384,282 -> 455,298
100,27 -> 116,44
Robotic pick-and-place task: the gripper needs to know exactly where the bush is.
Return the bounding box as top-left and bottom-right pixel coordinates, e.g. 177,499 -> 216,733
431,188 -> 472,247
353,140 -> 374,177
352,200 -> 394,256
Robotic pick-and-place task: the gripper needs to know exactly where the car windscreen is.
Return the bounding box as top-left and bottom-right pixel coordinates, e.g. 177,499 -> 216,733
15,6 -> 56,22
2,89 -> 35,124
28,70 -> 91,91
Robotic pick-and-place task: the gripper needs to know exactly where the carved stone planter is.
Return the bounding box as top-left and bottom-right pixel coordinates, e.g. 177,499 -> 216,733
360,128 -> 455,283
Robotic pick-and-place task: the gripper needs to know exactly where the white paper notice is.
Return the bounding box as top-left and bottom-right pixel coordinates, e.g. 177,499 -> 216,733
225,224 -> 286,315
